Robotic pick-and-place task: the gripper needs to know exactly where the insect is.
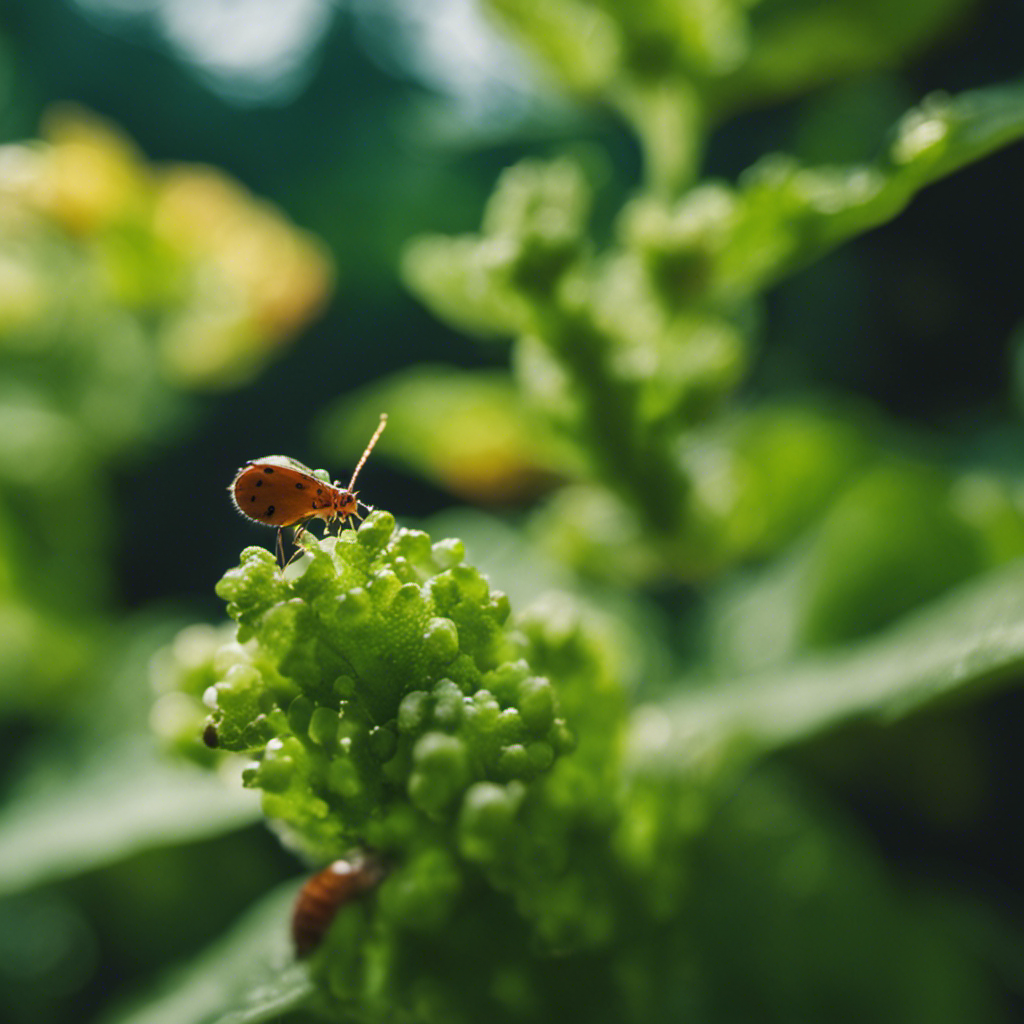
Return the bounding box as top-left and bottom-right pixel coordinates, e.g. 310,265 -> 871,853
202,723 -> 219,748
230,414 -> 387,566
292,854 -> 385,957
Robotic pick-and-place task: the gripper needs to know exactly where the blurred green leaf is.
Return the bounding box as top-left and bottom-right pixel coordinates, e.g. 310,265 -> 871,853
798,463 -> 983,646
0,742 -> 260,896
102,882 -> 312,1024
321,366 -> 575,503
403,82 -> 1024,581
402,156 -> 593,338
712,0 -> 976,115
709,460 -> 991,672
485,0 -> 978,188
401,235 -> 534,339
684,769 -> 1001,1023
625,81 -> 1024,305
629,556 -> 1024,776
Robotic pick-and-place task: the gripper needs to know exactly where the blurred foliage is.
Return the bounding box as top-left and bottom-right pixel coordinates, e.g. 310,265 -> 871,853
1,105 -> 331,395
397,81 -> 1024,586
0,105 -> 332,714
0,1 -> 1023,1023
320,367 -> 574,504
486,0 -> 979,191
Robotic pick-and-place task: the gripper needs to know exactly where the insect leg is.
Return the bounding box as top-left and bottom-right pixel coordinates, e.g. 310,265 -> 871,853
279,522 -> 312,571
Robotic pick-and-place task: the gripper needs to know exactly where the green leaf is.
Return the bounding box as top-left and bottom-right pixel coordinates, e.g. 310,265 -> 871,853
763,82 -> 1024,286
713,0 -> 975,115
628,557 -> 1024,775
813,81 -> 1024,253
401,157 -> 593,337
318,367 -> 573,504
0,742 -> 260,895
484,0 -> 620,94
102,882 -> 313,1024
684,769 -> 1002,1023
625,82 -> 1024,303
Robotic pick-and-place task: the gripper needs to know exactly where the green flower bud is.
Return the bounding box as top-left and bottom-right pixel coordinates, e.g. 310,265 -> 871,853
458,781 -> 525,865
308,706 -> 339,748
409,733 -> 470,816
191,511 -> 629,1017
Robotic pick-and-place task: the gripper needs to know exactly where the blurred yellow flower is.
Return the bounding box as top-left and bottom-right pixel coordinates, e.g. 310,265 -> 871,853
0,105 -> 334,390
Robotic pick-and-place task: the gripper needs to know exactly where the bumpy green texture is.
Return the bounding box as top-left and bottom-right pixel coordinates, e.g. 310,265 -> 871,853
201,512 -> 1007,1024
209,512 -> 673,1021
214,513 -> 525,852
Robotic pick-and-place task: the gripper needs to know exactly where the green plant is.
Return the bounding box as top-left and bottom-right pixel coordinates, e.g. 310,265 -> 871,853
4,3 -> 1024,1023
0,106 -> 332,716
151,1 -> 1024,1019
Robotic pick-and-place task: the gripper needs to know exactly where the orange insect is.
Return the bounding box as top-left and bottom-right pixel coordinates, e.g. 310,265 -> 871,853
230,414 -> 387,566
292,854 -> 385,957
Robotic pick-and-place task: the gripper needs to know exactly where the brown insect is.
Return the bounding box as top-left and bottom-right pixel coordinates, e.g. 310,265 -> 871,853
230,414 -> 387,566
292,854 -> 385,957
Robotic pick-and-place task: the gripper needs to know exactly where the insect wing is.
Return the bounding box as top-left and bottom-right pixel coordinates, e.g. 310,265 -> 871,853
231,457 -> 333,528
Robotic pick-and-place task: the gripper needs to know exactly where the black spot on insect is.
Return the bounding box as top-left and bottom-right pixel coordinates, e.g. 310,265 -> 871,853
266,505 -> 276,516
263,466 -> 275,474
296,482 -> 305,489
317,488 -> 323,495
255,479 -> 263,487
250,495 -> 256,503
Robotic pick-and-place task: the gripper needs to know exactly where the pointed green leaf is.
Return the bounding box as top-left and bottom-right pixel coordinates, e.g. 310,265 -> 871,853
624,82 -> 1024,303
748,82 -> 1024,292
628,558 -> 1024,775
102,883 -> 312,1024
0,742 -> 260,895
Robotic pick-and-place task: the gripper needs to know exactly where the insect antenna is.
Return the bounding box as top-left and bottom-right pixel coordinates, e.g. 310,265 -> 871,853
346,413 -> 388,491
